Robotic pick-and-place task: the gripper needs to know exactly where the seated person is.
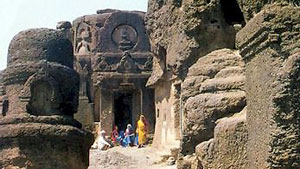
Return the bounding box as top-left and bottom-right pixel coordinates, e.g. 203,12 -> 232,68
92,130 -> 112,151
111,126 -> 121,146
122,124 -> 135,147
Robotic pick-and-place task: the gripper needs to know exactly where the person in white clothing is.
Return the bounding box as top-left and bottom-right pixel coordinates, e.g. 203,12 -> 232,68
91,130 -> 112,150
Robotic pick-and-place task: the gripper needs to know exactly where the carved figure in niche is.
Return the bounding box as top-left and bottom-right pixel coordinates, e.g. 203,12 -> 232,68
112,25 -> 137,51
119,30 -> 134,51
30,81 -> 59,115
76,23 -> 92,55
144,56 -> 153,70
117,51 -> 139,73
76,62 -> 89,96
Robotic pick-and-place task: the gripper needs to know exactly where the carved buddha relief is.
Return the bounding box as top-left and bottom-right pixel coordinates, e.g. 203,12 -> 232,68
76,23 -> 92,55
112,25 -> 138,51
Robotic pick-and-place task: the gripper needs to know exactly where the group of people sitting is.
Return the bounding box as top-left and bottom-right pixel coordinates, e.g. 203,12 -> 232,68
92,115 -> 148,150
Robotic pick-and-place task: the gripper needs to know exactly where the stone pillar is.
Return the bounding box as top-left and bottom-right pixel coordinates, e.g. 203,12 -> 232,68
237,4 -> 300,169
132,89 -> 141,130
141,87 -> 155,133
74,96 -> 95,131
0,28 -> 93,169
99,88 -> 113,134
152,80 -> 181,150
93,87 -> 101,122
74,60 -> 95,130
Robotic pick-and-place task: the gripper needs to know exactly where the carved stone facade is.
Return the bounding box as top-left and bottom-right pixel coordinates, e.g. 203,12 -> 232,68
1,2 -> 299,168
72,10 -> 155,134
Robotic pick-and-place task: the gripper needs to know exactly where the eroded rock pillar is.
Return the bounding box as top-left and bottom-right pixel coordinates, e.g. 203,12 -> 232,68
99,88 -> 114,134
237,4 -> 300,169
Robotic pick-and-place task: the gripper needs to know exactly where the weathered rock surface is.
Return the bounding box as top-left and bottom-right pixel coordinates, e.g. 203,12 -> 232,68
88,146 -> 176,169
177,155 -> 201,169
237,0 -> 300,22
56,21 -> 72,30
147,1 -> 300,169
4,28 -> 79,116
146,0 -> 240,82
0,71 -> 7,117
237,3 -> 300,169
7,28 -> 73,68
196,108 -> 248,169
0,28 -> 93,169
0,114 -> 93,169
181,49 -> 246,154
146,0 -> 245,156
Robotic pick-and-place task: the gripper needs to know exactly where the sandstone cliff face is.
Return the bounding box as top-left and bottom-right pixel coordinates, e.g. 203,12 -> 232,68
174,48 -> 248,169
181,49 -> 246,155
147,0 -> 300,168
146,0 -> 249,167
237,0 -> 300,22
196,108 -> 248,169
146,0 -> 246,155
237,3 -> 300,169
146,0 -> 238,82
0,71 -> 7,117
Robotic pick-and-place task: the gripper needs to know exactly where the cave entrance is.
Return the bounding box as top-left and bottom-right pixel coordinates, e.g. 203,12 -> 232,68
113,92 -> 133,132
220,0 -> 245,26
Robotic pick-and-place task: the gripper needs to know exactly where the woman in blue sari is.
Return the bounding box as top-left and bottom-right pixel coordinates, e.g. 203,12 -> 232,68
122,124 -> 135,147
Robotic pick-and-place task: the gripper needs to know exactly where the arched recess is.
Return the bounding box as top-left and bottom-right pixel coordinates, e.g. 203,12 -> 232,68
21,72 -> 62,116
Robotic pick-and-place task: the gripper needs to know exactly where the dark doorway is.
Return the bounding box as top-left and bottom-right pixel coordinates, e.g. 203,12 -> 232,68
2,99 -> 8,116
113,92 -> 133,132
220,0 -> 245,26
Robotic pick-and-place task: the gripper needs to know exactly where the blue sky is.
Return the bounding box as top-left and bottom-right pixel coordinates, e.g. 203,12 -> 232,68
0,0 -> 148,70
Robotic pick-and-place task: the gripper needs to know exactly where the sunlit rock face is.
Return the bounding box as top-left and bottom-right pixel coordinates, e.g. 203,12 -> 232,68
146,0 -> 246,157
0,28 -> 93,169
146,0 -> 241,81
237,3 -> 300,169
147,1 -> 300,169
181,49 -> 246,155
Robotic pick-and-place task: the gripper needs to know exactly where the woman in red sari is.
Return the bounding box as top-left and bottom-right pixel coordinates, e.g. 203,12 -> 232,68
111,126 -> 119,146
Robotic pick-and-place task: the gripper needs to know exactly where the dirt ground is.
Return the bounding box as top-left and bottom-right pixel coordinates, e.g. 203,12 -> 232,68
88,145 -> 177,169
